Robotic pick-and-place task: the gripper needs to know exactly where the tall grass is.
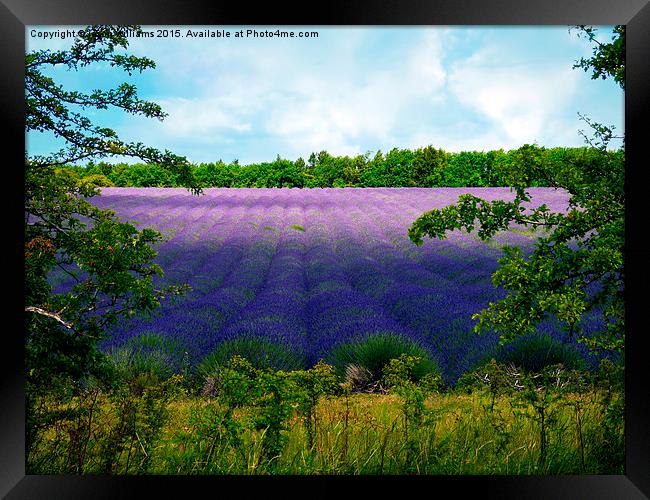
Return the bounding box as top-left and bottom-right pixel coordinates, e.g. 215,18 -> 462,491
28,369 -> 623,475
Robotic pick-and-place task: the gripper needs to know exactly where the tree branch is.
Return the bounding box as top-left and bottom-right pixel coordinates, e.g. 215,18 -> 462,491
25,306 -> 76,332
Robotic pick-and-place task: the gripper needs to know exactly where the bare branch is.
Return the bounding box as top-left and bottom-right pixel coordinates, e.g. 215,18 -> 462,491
25,306 -> 76,332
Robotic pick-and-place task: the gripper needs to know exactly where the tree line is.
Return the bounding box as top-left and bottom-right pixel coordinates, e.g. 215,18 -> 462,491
60,144 -> 620,189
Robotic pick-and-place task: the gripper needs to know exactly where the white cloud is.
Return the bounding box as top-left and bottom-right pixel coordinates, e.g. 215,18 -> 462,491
404,29 -> 448,95
448,46 -> 581,145
261,29 -> 454,158
404,127 -> 505,152
157,97 -> 252,136
120,28 -> 458,161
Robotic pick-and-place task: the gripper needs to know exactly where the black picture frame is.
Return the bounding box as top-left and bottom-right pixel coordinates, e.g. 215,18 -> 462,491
4,1 -> 649,498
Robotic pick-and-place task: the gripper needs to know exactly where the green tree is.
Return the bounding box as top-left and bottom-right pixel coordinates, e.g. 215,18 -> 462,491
445,151 -> 488,187
408,26 -> 624,354
342,153 -> 367,186
412,145 -> 448,187
360,150 -> 385,187
268,156 -> 304,188
384,148 -> 415,187
571,25 -> 625,90
294,156 -> 307,174
306,150 -> 345,187
25,25 -> 198,453
194,160 -> 235,187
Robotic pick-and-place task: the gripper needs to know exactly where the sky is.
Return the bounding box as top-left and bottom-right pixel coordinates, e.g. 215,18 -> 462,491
26,25 -> 624,165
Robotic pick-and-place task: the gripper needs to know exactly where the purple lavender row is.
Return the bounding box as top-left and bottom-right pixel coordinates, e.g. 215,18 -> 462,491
327,197 -> 497,381
98,190 -> 266,360
86,187 -> 599,381
299,201 -> 428,366
186,195 -> 314,361
160,195 -> 308,360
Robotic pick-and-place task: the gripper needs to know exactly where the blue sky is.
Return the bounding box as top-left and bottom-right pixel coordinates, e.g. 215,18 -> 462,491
26,26 -> 624,165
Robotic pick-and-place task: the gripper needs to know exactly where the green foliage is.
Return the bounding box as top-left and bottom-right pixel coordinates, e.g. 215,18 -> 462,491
306,150 -> 348,187
446,151 -> 495,187
100,374 -> 183,474
408,26 -> 625,354
198,337 -> 307,381
326,333 -> 441,386
110,162 -> 177,187
27,360 -> 624,475
456,358 -> 516,408
55,170 -> 115,189
107,333 -> 189,391
27,374 -> 183,474
290,361 -> 339,451
457,359 -> 594,472
25,25 -> 198,462
382,353 -> 441,393
194,160 -> 236,187
490,332 -> 587,373
89,174 -> 115,187
25,26 -> 200,192
409,141 -> 623,352
360,148 -> 415,187
204,356 -> 339,466
383,354 -> 424,454
234,156 -> 306,188
446,151 -> 490,187
67,145 -> 607,189
510,366 -> 560,470
25,163 -> 190,398
571,25 -> 625,90
250,371 -> 293,462
412,146 -> 448,187
586,358 -> 625,473
174,400 -> 245,473
25,27 -> 196,375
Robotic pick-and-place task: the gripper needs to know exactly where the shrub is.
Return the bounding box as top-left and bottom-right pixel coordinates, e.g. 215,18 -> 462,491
78,173 -> 115,188
383,353 -> 442,393
490,332 -> 587,373
326,333 -> 440,386
107,332 -> 188,388
198,337 -> 307,379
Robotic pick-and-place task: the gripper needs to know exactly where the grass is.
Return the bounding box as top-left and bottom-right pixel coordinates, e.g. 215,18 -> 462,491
29,384 -> 621,475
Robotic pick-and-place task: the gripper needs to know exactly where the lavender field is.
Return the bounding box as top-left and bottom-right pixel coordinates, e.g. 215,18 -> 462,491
68,187 -> 595,384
